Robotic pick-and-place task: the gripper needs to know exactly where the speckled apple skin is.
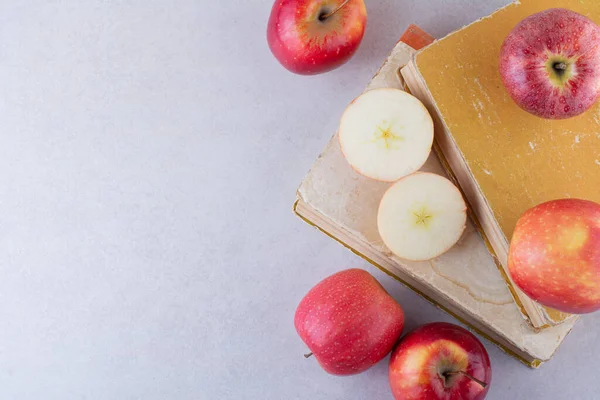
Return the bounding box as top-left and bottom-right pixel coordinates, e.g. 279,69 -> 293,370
499,8 -> 600,119
294,268 -> 404,375
267,0 -> 366,75
508,199 -> 600,314
389,322 -> 491,400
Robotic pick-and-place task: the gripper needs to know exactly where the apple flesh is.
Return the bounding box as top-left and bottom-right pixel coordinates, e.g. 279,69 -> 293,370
508,199 -> 600,314
377,172 -> 467,261
339,88 -> 434,182
294,268 -> 404,375
389,322 -> 491,400
499,8 -> 600,119
267,0 -> 367,75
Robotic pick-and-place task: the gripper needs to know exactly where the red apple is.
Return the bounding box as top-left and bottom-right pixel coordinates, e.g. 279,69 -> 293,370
267,0 -> 367,75
499,8 -> 600,119
294,268 -> 404,375
389,322 -> 491,400
508,199 -> 600,314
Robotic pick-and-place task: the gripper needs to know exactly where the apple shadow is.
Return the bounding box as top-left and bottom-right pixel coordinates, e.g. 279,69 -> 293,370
367,266 -> 455,337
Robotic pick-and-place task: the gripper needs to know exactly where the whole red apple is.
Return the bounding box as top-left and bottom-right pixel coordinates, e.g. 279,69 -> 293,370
499,8 -> 600,119
508,199 -> 600,314
389,322 -> 491,400
294,268 -> 404,375
267,0 -> 367,75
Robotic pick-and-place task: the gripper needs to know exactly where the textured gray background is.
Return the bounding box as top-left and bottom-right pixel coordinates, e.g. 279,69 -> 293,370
0,0 -> 599,399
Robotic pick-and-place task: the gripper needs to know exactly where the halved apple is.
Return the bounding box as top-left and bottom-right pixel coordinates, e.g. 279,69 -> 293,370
377,172 -> 467,261
338,88 -> 434,182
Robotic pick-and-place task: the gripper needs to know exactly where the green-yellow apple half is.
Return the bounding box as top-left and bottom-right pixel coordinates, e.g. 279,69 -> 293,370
508,199 -> 600,314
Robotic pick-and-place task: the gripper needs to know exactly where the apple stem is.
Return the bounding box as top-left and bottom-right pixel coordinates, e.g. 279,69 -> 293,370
319,0 -> 352,21
444,371 -> 488,389
555,62 -> 567,71
304,352 -> 313,358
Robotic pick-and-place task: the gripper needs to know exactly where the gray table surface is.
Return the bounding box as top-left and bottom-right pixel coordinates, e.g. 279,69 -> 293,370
1,1 -> 599,399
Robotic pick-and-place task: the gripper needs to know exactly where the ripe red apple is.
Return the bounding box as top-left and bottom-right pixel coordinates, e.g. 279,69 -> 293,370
499,8 -> 600,119
294,268 -> 404,375
389,322 -> 491,400
508,199 -> 600,314
267,0 -> 367,75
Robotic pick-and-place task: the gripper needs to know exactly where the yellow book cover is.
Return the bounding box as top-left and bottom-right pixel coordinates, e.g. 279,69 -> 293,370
402,0 -> 600,328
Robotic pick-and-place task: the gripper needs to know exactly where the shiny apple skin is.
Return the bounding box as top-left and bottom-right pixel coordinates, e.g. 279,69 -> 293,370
389,322 -> 491,400
508,199 -> 600,314
499,8 -> 600,119
267,0 -> 367,75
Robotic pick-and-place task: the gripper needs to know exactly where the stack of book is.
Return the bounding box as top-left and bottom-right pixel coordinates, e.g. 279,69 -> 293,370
295,0 -> 600,366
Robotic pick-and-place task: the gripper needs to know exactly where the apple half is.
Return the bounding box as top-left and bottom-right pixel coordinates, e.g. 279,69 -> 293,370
377,172 -> 467,261
339,88 -> 434,182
